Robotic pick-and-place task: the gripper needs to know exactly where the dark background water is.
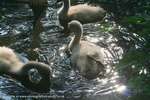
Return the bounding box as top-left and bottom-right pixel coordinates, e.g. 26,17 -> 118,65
0,0 -> 138,99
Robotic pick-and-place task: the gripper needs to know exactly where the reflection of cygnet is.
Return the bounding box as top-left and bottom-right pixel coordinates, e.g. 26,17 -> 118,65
0,46 -> 52,93
67,20 -> 105,80
57,0 -> 106,35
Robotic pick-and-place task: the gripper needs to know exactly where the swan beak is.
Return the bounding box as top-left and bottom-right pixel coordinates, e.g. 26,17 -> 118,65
28,68 -> 42,84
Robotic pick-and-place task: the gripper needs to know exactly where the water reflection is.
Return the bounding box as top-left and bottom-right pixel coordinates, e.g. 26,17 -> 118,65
0,0 -> 132,99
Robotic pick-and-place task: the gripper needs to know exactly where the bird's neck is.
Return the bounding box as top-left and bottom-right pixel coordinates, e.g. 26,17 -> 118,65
61,0 -> 70,15
70,31 -> 83,51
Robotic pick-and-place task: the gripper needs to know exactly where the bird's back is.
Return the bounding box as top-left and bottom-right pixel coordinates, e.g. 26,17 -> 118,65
72,41 -> 105,79
68,4 -> 106,23
0,47 -> 23,73
71,40 -> 104,68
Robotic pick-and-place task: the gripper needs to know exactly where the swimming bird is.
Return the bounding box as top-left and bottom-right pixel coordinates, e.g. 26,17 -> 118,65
57,0 -> 106,36
0,46 -> 52,93
66,20 -> 105,79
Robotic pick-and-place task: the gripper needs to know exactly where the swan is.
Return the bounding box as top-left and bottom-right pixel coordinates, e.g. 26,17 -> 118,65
66,20 -> 105,79
57,0 -> 106,36
0,46 -> 52,93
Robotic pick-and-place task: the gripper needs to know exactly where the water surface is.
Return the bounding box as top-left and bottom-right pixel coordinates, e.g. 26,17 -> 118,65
0,0 -> 137,99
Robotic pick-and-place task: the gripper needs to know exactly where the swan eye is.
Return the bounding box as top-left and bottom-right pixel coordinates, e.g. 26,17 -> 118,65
28,68 -> 42,84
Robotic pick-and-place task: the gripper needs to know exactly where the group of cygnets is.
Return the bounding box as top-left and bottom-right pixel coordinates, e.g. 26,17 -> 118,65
0,0 -> 106,93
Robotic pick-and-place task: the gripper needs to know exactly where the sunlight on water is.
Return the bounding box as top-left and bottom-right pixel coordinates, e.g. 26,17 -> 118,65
59,45 -> 66,57
115,85 -> 127,93
85,36 -> 100,43
83,24 -> 128,97
139,68 -> 147,75
101,79 -> 108,84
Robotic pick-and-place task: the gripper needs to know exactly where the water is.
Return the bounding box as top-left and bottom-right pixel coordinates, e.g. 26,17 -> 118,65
0,0 -> 137,99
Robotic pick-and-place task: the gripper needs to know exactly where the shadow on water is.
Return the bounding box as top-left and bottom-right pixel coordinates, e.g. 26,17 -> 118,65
0,0 -> 138,99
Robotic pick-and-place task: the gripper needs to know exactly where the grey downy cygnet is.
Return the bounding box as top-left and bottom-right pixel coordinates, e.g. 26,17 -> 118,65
57,0 -> 106,36
66,20 -> 105,80
0,46 -> 52,93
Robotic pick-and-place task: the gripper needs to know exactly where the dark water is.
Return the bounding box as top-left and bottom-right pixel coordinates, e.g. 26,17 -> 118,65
0,0 -> 140,99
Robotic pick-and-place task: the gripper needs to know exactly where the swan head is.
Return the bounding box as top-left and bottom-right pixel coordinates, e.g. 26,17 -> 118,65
68,20 -> 83,36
